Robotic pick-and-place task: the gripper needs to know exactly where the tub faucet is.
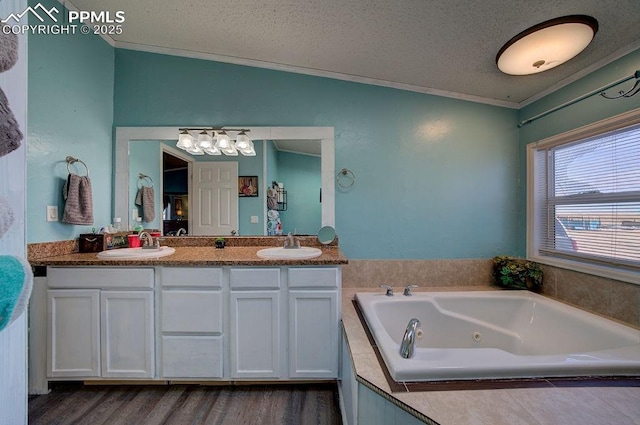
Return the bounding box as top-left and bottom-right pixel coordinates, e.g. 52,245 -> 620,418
400,318 -> 421,359
380,285 -> 394,296
403,285 -> 418,296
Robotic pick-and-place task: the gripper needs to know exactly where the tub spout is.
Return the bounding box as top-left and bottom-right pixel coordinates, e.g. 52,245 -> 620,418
400,318 -> 421,359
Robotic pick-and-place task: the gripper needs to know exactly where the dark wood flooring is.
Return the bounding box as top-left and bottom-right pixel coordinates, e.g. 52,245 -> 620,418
28,383 -> 343,425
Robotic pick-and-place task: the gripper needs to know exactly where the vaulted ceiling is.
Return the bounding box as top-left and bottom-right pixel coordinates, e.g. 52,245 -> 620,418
68,0 -> 640,108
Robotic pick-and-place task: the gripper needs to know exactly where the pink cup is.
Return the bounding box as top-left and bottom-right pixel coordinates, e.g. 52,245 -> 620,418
128,234 -> 141,248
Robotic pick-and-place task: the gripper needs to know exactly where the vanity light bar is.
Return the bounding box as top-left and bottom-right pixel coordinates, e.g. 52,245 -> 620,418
177,128 -> 254,157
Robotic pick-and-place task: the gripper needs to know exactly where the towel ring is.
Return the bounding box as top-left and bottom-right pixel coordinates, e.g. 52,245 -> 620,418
66,156 -> 89,177
336,168 -> 355,189
137,173 -> 154,188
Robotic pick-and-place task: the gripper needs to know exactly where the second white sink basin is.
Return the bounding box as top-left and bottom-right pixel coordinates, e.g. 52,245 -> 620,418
97,246 -> 176,260
257,247 -> 322,260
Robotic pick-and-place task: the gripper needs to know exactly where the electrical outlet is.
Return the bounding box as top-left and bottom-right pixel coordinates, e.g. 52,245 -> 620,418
132,209 -> 139,220
47,206 -> 58,222
250,215 -> 259,224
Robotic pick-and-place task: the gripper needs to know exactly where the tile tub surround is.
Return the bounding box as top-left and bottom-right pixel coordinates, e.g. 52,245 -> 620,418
541,264 -> 640,328
343,259 -> 640,329
343,287 -> 640,425
342,259 -> 494,288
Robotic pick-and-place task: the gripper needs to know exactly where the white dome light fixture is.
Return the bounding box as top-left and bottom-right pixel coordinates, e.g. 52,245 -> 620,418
496,15 -> 598,76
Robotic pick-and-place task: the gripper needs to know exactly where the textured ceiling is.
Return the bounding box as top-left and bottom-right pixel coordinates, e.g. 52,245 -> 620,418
68,0 -> 640,107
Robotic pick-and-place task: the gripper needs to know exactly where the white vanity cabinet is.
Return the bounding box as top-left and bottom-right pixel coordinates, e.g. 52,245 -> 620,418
37,263 -> 342,386
159,267 -> 225,378
229,268 -> 282,379
46,267 -> 155,379
229,267 -> 340,380
288,268 -> 340,378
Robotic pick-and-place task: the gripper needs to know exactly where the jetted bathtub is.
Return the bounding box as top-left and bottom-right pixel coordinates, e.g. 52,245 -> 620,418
355,290 -> 640,382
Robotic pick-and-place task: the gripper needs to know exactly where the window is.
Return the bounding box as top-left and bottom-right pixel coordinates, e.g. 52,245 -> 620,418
528,111 -> 640,282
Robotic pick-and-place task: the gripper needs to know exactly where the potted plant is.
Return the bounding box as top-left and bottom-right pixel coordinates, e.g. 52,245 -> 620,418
215,237 -> 225,249
492,256 -> 543,291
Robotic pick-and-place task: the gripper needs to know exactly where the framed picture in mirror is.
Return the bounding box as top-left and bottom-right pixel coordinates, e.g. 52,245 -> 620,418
239,176 -> 258,197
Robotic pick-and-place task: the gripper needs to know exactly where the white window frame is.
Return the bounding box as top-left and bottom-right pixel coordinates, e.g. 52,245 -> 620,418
527,108 -> 640,285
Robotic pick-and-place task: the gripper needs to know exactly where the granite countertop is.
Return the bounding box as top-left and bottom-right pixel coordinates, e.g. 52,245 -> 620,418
29,245 -> 348,267
342,287 -> 640,425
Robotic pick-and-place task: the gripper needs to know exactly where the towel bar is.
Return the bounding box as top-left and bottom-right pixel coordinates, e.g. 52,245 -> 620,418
138,173 -> 154,188
65,156 -> 89,176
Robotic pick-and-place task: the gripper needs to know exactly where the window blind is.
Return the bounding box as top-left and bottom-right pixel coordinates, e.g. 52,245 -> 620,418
532,122 -> 640,269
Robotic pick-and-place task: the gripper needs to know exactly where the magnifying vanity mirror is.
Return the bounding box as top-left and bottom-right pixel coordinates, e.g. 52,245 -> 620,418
114,127 -> 335,236
317,225 -> 337,244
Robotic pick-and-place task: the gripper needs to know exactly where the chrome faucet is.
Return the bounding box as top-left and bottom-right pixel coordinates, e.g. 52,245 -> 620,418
403,285 -> 418,296
283,232 -> 300,249
380,285 -> 394,296
400,318 -> 421,359
176,228 -> 187,236
139,231 -> 159,249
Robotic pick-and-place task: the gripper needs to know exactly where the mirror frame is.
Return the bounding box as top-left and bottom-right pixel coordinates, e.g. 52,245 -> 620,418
115,126 -> 335,233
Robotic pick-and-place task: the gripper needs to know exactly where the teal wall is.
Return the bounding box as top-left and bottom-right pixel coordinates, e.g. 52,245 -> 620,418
277,151 -> 321,235
28,19 -> 636,258
114,49 -> 520,259
517,48 -> 640,251
27,0 -> 114,242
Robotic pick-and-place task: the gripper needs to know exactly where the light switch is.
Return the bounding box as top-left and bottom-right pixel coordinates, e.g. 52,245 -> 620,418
47,205 -> 58,222
250,215 -> 259,224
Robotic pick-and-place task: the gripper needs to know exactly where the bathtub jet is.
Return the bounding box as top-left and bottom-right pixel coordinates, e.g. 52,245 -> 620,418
356,290 -> 640,382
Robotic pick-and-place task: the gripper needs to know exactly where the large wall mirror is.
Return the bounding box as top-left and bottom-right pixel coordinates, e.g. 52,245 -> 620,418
114,127 -> 335,236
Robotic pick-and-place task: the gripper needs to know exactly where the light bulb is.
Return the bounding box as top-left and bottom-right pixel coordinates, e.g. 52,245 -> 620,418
177,130 -> 194,150
235,131 -> 251,150
215,131 -> 231,150
187,145 -> 204,155
204,146 -> 221,155
222,144 -> 238,156
196,130 -> 213,149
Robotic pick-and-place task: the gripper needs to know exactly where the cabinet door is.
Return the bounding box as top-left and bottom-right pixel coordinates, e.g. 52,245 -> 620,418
230,291 -> 280,378
289,290 -> 338,378
101,291 -> 155,378
47,290 -> 100,378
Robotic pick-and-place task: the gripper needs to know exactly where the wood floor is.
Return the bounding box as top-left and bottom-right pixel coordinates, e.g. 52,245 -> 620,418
28,383 -> 343,425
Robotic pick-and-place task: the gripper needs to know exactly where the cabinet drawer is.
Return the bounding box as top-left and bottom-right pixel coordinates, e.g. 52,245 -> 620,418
161,267 -> 222,288
48,267 -> 154,289
161,291 -> 222,333
288,267 -> 339,288
162,336 -> 223,378
230,268 -> 280,289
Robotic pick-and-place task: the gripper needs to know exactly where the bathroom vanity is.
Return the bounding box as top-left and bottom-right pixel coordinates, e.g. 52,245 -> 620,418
28,242 -> 346,392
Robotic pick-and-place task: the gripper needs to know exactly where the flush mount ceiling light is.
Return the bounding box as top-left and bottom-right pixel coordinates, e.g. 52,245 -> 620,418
176,128 -> 254,156
496,15 -> 598,76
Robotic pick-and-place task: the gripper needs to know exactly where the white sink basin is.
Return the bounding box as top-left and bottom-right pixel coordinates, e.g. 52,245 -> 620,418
97,246 -> 176,260
257,247 -> 322,260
